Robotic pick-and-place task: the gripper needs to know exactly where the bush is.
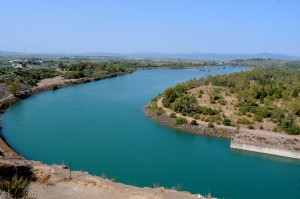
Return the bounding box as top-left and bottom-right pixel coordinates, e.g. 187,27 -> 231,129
286,125 -> 300,135
52,84 -> 59,90
210,99 -> 216,104
8,79 -> 21,94
254,115 -> 263,122
223,118 -> 231,126
169,113 -> 177,118
0,175 -> 28,198
260,125 -> 264,130
237,118 -> 253,125
248,125 -> 255,129
193,113 -> 200,119
190,120 -> 198,125
155,107 -> 164,116
207,122 -> 215,128
175,117 -> 188,126
63,71 -> 84,79
201,107 -> 219,115
217,98 -> 227,105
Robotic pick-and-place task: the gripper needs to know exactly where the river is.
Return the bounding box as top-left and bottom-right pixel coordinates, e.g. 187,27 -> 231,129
2,66 -> 300,199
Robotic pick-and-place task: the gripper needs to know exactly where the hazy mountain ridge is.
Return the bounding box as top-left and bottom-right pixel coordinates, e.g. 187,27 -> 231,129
0,50 -> 299,60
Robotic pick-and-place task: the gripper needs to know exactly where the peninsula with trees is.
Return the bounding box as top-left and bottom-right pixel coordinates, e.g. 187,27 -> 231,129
146,66 -> 300,159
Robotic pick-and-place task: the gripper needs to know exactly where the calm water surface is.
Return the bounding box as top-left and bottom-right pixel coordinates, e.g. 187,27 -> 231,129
2,66 -> 300,199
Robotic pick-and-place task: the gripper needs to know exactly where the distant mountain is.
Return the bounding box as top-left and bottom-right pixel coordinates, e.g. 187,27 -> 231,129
124,52 -> 300,61
1,50 -> 299,61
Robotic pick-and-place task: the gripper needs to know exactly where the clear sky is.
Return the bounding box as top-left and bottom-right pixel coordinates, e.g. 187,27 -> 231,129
0,0 -> 299,55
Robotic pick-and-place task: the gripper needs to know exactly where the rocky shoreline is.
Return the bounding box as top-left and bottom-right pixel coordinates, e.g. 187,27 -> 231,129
144,104 -> 237,139
145,99 -> 300,160
0,157 -> 207,199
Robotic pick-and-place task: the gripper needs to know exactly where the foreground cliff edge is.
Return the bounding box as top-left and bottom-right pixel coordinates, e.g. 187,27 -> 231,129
0,76 -> 211,199
0,157 -> 209,199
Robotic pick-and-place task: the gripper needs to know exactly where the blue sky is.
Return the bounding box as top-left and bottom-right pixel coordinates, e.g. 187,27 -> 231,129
0,0 -> 299,55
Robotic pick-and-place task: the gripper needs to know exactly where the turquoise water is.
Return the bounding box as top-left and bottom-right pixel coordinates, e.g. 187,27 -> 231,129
2,66 -> 300,199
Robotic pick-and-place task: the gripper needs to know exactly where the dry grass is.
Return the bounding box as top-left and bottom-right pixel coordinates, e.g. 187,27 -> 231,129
190,85 -> 277,130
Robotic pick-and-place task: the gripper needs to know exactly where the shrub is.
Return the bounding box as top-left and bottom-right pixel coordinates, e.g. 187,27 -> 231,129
201,107 -> 219,115
52,84 -> 59,90
155,107 -> 164,116
254,115 -> 263,122
63,71 -> 84,79
175,117 -> 188,126
217,98 -> 227,105
190,120 -> 198,125
260,125 -> 264,130
237,118 -> 253,125
210,99 -> 216,104
110,177 -> 116,182
223,118 -> 231,126
193,113 -> 200,119
286,125 -> 300,135
8,79 -> 21,94
169,113 -> 177,118
207,122 -> 215,128
247,125 -> 255,129
0,175 -> 28,198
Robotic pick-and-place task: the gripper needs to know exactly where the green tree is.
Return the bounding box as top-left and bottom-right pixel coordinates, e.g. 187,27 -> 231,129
8,79 -> 21,94
292,89 -> 299,97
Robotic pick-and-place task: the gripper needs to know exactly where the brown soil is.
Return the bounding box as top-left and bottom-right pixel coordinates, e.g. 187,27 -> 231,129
0,157 -> 208,199
189,85 -> 276,131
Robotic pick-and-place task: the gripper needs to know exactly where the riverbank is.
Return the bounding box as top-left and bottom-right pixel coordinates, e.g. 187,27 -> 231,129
145,98 -> 300,159
0,157 -> 208,199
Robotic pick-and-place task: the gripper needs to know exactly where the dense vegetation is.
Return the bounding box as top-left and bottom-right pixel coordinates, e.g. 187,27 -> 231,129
0,67 -> 57,86
207,67 -> 300,134
160,67 -> 300,134
162,84 -> 219,117
232,59 -> 300,69
58,61 -> 134,79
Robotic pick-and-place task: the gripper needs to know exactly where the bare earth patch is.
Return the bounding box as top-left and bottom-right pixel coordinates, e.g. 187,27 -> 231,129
0,157 -> 209,199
